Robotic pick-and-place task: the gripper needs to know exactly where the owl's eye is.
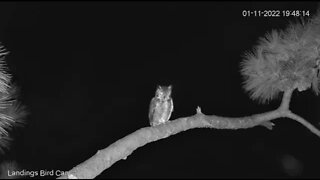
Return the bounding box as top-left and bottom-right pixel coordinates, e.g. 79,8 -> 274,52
156,90 -> 164,98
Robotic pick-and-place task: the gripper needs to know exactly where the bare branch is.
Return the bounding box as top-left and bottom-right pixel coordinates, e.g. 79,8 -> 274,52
57,87 -> 320,179
285,112 -> 320,137
57,108 -> 288,179
278,88 -> 294,112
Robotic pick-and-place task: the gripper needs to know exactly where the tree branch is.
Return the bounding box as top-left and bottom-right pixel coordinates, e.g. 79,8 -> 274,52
278,88 -> 294,112
285,112 -> 320,137
57,89 -> 319,179
277,89 -> 320,137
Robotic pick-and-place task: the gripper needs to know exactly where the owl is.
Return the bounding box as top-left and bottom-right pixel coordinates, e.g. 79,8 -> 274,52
148,85 -> 174,126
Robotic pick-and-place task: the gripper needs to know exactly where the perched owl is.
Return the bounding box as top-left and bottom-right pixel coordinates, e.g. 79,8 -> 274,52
149,85 -> 174,126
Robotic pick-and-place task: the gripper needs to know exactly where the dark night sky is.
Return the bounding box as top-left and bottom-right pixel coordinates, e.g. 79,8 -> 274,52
0,1 -> 319,178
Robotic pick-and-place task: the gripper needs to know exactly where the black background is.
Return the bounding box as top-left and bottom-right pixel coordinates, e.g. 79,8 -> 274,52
0,1 -> 319,178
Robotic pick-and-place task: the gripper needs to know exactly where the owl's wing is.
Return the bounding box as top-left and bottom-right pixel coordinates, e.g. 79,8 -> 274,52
170,98 -> 173,113
148,98 -> 157,121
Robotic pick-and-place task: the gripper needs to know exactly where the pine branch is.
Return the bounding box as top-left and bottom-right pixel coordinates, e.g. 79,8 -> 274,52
0,45 -> 26,154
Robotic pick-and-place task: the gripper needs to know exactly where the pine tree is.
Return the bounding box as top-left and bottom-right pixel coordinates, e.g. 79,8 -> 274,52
0,44 -> 26,154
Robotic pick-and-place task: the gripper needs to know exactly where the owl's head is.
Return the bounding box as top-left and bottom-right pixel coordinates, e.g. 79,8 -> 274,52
155,85 -> 172,100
